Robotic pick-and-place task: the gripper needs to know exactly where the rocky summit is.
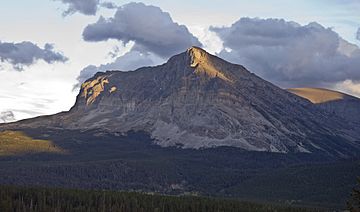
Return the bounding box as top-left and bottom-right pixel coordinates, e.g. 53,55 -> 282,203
2,47 -> 360,156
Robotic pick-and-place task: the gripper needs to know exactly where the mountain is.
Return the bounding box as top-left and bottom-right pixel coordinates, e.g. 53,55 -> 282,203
1,47 -> 360,156
288,87 -> 360,124
1,47 -> 360,208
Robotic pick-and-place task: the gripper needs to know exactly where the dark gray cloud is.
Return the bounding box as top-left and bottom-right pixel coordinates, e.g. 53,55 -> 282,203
0,111 -> 15,123
82,2 -> 201,58
357,28 -> 360,40
56,0 -> 100,16
76,50 -> 164,86
0,41 -> 68,70
211,18 -> 360,88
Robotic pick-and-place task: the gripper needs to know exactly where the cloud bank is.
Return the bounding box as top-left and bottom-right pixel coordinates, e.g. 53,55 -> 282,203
211,18 -> 360,88
76,50 -> 164,85
100,2 -> 117,9
82,2 -> 201,58
77,5 -> 360,96
0,111 -> 15,123
56,0 -> 100,16
357,28 -> 360,41
0,41 -> 68,70
76,2 -> 199,86
335,80 -> 360,97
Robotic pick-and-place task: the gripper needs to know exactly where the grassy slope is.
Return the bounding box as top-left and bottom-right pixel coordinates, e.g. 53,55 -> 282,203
0,131 -> 65,156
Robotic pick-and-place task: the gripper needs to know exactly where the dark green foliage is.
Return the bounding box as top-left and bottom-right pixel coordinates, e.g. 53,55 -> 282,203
0,185 -> 321,212
348,177 -> 360,212
0,129 -> 359,209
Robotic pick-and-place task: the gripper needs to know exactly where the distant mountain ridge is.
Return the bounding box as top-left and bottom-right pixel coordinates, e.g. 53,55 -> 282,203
287,87 -> 356,104
288,87 -> 360,124
1,47 -> 360,157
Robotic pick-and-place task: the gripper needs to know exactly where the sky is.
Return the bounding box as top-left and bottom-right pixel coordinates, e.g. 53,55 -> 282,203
0,0 -> 359,122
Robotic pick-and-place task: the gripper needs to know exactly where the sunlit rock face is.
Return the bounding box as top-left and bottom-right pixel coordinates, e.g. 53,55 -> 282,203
188,47 -> 233,82
2,47 -> 360,156
81,76 -> 109,105
288,87 -> 360,124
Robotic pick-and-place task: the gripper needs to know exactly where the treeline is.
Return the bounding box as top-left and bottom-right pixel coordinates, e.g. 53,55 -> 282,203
347,178 -> 360,212
0,185 -> 321,212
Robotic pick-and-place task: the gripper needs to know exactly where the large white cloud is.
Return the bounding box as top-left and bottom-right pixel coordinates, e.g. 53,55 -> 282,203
82,2 -> 201,58
357,28 -> 360,41
211,18 -> 360,88
0,41 -> 68,71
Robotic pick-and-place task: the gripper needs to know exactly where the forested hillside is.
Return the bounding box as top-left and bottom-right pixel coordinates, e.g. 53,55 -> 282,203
0,185 -> 323,212
0,129 -> 359,209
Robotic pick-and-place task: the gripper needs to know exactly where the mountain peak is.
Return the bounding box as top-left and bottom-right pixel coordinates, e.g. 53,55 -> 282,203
187,45 -> 206,54
186,46 -> 209,67
185,46 -> 233,82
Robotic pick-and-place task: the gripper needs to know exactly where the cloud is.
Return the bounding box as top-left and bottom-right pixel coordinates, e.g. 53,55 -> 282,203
188,26 -> 223,54
357,28 -> 360,41
56,0 -> 100,16
100,1 -> 117,9
82,2 -> 201,58
0,41 -> 68,70
211,18 -> 360,88
76,2 -> 201,91
0,111 -> 16,123
335,80 -> 360,97
76,50 -> 164,85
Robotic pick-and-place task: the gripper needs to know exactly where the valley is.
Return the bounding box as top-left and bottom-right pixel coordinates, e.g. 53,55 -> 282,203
0,128 -> 358,209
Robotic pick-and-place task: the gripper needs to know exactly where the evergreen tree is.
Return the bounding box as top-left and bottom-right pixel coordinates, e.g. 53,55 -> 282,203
348,177 -> 360,212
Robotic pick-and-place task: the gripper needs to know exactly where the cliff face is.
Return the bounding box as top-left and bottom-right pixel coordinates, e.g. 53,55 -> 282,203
2,47 -> 360,156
